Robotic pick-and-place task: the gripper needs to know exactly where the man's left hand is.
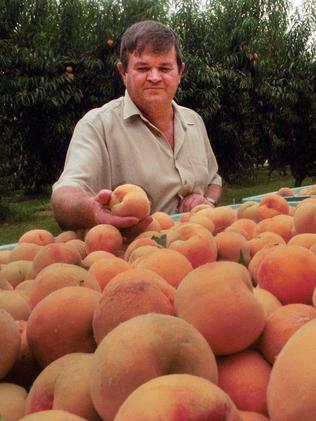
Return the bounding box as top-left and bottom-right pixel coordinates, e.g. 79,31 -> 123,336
178,193 -> 213,213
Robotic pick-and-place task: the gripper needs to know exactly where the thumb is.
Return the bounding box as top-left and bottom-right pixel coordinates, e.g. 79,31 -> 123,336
95,189 -> 112,206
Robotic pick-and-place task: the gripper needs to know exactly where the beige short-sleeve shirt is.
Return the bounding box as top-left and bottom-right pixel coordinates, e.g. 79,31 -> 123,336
53,91 -> 222,214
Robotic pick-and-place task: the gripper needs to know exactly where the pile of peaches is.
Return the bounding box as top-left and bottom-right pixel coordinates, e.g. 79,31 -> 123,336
1,184 -> 316,421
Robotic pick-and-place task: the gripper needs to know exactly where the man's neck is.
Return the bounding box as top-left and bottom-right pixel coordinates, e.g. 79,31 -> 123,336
143,104 -> 175,149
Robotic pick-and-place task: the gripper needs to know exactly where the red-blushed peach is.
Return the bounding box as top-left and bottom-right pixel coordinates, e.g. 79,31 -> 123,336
0,290 -> 31,320
127,245 -> 160,264
90,313 -> 218,421
253,287 -> 282,318
85,224 -> 123,255
9,243 -> 42,262
258,303 -> 316,364
0,383 -> 28,421
88,257 -> 131,291
110,184 -> 151,220
131,248 -> 193,288
226,218 -> 257,240
238,411 -> 270,421
293,202 -> 316,233
0,260 -> 33,288
19,229 -> 55,246
236,201 -> 259,221
32,243 -> 82,278
248,232 -> 286,258
113,374 -> 242,421
15,280 -> 36,307
0,250 -> 10,264
175,262 -> 265,355
257,245 -> 316,304
30,263 -> 100,308
19,410 -> 88,420
248,244 -> 285,285
151,211 -> 175,229
187,213 -> 216,232
254,215 -> 294,243
65,239 -> 87,259
123,238 -> 161,261
55,230 -> 79,243
215,231 -> 251,264
190,203 -> 213,214
197,206 -> 237,233
257,194 -> 289,221
166,222 -> 217,268
288,232 -> 316,248
217,350 -> 271,415
277,187 -> 294,197
0,309 -> 21,380
26,286 -> 101,367
25,353 -> 100,421
267,318 -> 316,421
81,250 -> 114,268
92,269 -> 176,343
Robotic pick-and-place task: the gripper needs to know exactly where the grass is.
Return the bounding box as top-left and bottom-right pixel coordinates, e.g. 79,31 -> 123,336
0,168 -> 315,246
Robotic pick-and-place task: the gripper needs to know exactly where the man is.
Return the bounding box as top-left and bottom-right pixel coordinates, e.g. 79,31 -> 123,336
51,20 -> 222,230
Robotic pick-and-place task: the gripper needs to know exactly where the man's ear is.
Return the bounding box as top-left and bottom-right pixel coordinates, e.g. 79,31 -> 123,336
117,62 -> 127,85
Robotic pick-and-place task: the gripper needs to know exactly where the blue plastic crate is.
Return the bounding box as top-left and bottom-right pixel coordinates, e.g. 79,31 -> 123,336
242,185 -> 313,203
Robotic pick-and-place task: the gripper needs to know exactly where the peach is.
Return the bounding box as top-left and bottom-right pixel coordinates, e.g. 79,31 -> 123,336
92,268 -> 176,343
123,237 -> 161,261
9,243 -> 41,262
288,233 -> 316,248
0,290 -> 31,320
257,245 -> 316,304
132,248 -> 193,288
258,303 -> 316,364
217,350 -> 271,415
25,353 -> 100,420
277,186 -> 294,197
55,230 -> 79,242
0,383 -> 28,421
166,222 -> 217,268
190,203 -> 213,214
248,244 -> 284,285
248,232 -> 286,257
65,239 -> 87,259
257,194 -> 289,220
198,206 -> 237,233
0,309 -> 21,380
110,184 -> 150,220
187,213 -> 215,232
26,286 -> 101,367
0,260 -> 33,288
126,245 -> 159,264
0,249 -> 10,264
85,224 -> 123,255
238,411 -> 270,420
15,279 -> 36,305
114,374 -> 241,421
253,287 -> 282,318
236,201 -> 259,221
293,202 -> 316,233
30,263 -> 100,308
267,318 -> 316,421
90,313 -> 218,421
254,215 -> 294,242
215,231 -> 251,264
175,262 -> 265,355
19,410 -> 88,420
226,218 -> 257,240
151,211 -> 175,229
19,229 -> 55,246
88,257 -> 130,291
81,250 -> 114,268
32,243 -> 82,278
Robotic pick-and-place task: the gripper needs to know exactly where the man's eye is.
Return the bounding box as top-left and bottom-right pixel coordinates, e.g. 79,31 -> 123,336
137,67 -> 149,72
160,67 -> 171,72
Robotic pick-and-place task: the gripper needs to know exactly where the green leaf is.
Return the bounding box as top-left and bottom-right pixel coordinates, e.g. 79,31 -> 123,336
151,234 -> 167,248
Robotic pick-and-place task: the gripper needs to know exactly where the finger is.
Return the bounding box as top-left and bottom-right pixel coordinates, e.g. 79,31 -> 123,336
95,189 -> 112,206
121,216 -> 154,237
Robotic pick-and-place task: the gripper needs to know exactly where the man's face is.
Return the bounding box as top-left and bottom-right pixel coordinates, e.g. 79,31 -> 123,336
118,46 -> 185,113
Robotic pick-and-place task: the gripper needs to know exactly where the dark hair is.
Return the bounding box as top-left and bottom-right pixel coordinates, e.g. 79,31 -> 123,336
120,20 -> 183,71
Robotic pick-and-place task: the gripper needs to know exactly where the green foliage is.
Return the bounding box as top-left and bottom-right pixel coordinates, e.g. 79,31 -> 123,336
0,0 -> 315,191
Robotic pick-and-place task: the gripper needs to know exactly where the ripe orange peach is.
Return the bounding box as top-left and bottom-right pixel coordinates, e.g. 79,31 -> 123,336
0,290 -> 31,320
15,280 -> 36,306
55,230 -> 79,243
189,203 -> 213,214
92,268 -> 176,343
254,215 -> 294,242
187,213 -> 215,232
217,350 -> 271,415
132,248 -> 193,288
215,231 -> 251,264
110,184 -> 151,220
238,411 -> 270,421
85,224 -> 123,255
113,374 -> 241,421
199,206 -> 237,233
25,353 -> 100,421
248,244 -> 284,285
151,211 -> 175,229
0,309 -> 21,380
257,245 -> 316,304
88,256 -> 130,291
0,260 -> 33,288
30,263 -> 100,308
32,243 -> 82,278
236,201 -> 259,221
288,233 -> 316,248
19,410 -> 88,420
0,250 -> 10,264
90,313 -> 218,421
123,237 -> 161,261
248,232 -> 286,257
9,243 -> 42,262
258,303 -> 316,364
257,194 -> 289,221
127,245 -> 160,264
267,318 -> 316,420
293,202 -> 316,233
226,218 -> 257,240
0,383 -> 27,421
253,287 -> 282,318
277,187 -> 294,197
175,262 -> 265,355
65,239 -> 87,259
166,222 -> 217,268
27,286 -> 101,367
19,229 -> 55,246
81,250 -> 114,268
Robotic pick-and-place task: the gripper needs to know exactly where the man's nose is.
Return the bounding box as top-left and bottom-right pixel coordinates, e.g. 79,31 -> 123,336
147,68 -> 161,82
